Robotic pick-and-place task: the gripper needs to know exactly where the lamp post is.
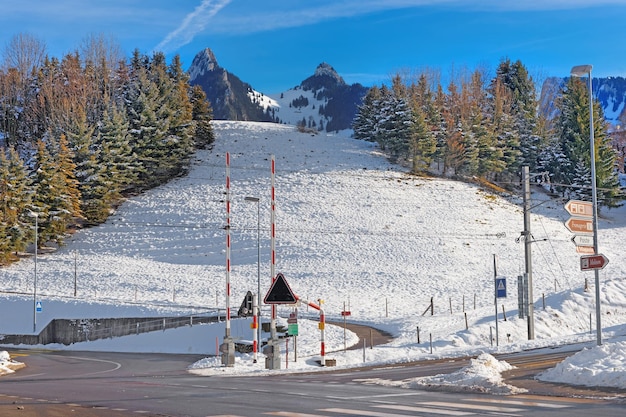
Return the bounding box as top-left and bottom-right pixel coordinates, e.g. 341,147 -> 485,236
244,196 -> 261,352
570,64 -> 602,346
30,212 -> 38,333
74,250 -> 77,297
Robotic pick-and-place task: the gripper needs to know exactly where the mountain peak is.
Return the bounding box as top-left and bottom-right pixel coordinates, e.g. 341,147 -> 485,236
189,48 -> 219,82
301,62 -> 345,91
314,62 -> 344,83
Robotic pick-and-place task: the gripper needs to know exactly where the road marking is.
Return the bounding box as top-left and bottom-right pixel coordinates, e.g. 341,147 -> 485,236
326,392 -> 422,400
265,412 -> 328,417
422,400 -> 524,413
513,394 -> 605,404
320,408 -> 417,417
466,397 -> 571,408
374,404 -> 474,416
64,355 -> 122,376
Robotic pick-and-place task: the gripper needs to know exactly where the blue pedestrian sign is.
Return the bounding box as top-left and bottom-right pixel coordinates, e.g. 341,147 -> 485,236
495,278 -> 507,298
36,301 -> 42,313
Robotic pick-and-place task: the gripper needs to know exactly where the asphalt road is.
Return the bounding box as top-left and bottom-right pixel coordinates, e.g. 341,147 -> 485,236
1,347 -> 625,417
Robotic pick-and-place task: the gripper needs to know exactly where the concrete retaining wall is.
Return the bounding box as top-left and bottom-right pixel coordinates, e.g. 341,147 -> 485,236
0,314 -> 222,346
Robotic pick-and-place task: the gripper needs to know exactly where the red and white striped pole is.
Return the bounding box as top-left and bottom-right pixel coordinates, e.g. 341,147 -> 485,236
225,152 -> 231,338
252,294 -> 258,363
270,155 -> 277,342
303,298 -> 326,366
320,309 -> 326,363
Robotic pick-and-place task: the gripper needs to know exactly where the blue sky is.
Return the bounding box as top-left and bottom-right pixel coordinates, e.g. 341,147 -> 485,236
2,1 -> 626,93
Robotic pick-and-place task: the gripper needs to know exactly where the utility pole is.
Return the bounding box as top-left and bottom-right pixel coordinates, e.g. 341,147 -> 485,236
522,166 -> 535,340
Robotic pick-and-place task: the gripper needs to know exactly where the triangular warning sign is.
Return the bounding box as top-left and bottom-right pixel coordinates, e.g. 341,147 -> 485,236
264,273 -> 298,304
498,281 -> 505,290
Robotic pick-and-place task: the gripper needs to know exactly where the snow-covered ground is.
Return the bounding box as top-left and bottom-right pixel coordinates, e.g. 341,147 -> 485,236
1,120 -> 625,393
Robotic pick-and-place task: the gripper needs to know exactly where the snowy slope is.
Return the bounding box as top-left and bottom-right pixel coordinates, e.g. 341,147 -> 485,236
1,121 -> 625,388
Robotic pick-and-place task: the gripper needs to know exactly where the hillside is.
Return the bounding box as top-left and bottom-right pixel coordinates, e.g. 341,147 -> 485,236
0,121 -> 625,382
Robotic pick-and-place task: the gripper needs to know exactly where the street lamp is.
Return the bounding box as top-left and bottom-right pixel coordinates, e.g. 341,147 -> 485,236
570,64 -> 602,346
30,212 -> 38,333
244,196 -> 262,354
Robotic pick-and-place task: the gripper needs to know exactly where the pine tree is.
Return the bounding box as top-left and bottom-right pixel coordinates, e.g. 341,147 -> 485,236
555,77 -> 622,207
55,134 -> 82,226
352,86 -> 381,142
2,147 -> 33,257
125,62 -> 169,188
410,106 -> 436,173
98,103 -> 136,196
491,59 -> 545,177
190,85 -> 215,149
0,149 -> 32,261
31,140 -> 55,245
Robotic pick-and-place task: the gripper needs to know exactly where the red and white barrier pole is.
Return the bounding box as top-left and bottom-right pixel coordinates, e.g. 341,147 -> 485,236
270,155 -> 277,341
302,298 -> 326,366
252,294 -> 258,363
225,152 -> 231,338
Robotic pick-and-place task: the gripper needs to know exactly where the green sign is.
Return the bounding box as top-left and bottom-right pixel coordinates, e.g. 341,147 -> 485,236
288,323 -> 299,336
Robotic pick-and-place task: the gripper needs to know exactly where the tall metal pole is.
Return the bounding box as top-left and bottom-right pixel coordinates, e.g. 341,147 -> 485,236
522,166 -> 534,340
571,64 -> 602,346
221,152 -> 235,366
255,200 -> 261,350
33,213 -> 37,333
493,254 -> 498,347
74,250 -> 77,297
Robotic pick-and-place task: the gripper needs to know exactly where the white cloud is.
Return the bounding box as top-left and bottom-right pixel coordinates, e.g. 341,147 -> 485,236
154,0 -> 232,54
181,0 -> 624,37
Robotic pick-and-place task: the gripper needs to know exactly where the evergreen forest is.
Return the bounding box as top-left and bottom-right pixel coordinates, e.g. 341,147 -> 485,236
352,59 -> 623,207
0,34 -> 623,266
0,34 -> 214,264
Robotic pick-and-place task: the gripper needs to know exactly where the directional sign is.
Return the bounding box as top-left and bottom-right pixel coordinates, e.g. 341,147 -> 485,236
264,273 -> 298,304
564,200 -> 593,217
495,277 -> 507,298
571,235 -> 594,247
564,217 -> 593,235
576,245 -> 595,254
580,254 -> 609,271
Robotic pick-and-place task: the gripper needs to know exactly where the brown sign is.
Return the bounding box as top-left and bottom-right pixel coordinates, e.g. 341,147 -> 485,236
564,200 -> 593,217
565,217 -> 593,235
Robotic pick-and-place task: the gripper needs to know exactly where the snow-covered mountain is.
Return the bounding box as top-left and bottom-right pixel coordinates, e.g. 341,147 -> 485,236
188,49 -> 367,132
188,49 -> 274,122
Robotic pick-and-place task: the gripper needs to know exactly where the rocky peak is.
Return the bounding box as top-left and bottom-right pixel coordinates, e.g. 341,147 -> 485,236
189,48 -> 219,82
301,62 -> 345,91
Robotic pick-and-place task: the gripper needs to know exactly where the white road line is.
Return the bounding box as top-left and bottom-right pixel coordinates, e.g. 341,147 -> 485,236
421,400 -> 524,413
465,397 -> 571,408
265,411 -> 328,417
326,392 -> 423,400
64,355 -> 122,376
320,408 -> 418,417
374,404 -> 475,416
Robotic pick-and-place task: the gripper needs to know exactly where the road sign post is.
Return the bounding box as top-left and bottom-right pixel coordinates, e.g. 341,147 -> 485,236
495,278 -> 507,298
564,217 -> 593,234
564,200 -> 593,217
580,254 -> 609,271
